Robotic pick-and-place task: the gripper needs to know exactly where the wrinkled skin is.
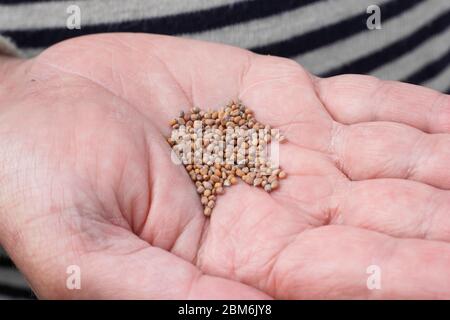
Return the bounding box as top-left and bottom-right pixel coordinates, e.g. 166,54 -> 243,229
0,34 -> 449,299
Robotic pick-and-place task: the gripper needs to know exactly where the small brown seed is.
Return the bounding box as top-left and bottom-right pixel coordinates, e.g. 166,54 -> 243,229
169,101 -> 288,217
204,207 -> 212,216
203,181 -> 213,189
243,175 -> 254,185
253,178 -> 262,187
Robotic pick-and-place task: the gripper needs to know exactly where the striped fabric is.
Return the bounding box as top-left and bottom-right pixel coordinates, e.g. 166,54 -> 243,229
0,0 -> 449,299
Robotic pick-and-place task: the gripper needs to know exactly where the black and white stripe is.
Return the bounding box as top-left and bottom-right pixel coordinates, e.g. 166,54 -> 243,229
0,0 -> 449,299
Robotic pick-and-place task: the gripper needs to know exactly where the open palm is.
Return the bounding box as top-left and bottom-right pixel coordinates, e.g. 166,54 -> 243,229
1,34 -> 449,299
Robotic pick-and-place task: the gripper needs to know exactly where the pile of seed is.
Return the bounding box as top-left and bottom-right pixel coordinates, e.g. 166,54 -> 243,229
167,100 -> 287,216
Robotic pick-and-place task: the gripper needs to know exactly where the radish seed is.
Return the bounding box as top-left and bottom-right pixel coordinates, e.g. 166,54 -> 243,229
168,100 -> 288,216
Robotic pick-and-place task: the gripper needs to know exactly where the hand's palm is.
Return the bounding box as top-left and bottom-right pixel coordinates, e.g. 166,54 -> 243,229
2,34 -> 449,299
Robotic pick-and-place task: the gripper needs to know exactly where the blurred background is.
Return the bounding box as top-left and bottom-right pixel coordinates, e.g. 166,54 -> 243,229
0,0 -> 449,299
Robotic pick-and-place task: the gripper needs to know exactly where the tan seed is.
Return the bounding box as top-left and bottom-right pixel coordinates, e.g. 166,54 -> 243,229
243,175 -> 254,185
197,186 -> 205,194
203,181 -> 213,189
169,101 -> 287,217
253,178 -> 262,187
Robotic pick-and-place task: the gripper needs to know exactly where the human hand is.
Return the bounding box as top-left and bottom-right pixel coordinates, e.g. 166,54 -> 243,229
0,34 -> 449,299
